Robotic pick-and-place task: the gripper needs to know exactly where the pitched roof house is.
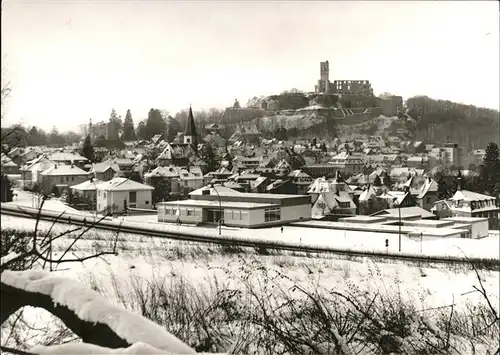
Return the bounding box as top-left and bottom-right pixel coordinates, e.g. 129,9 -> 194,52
415,177 -> 439,211
96,177 -> 154,214
40,164 -> 90,191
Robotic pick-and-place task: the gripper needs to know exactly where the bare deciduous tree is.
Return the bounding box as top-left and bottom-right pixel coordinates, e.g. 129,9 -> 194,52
0,197 -> 197,354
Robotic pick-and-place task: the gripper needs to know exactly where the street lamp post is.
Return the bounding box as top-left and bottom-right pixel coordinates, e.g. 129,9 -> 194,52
398,203 -> 401,252
393,197 -> 402,252
210,184 -> 222,236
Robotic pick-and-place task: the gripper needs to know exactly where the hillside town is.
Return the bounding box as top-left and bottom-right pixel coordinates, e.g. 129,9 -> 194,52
1,1 -> 500,354
2,61 -> 499,240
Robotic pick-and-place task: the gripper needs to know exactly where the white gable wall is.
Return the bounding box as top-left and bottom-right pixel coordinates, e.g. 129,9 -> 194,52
97,189 -> 152,213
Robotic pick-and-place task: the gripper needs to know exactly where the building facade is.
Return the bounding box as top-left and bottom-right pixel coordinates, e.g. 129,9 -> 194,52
157,187 -> 311,228
96,177 -> 154,214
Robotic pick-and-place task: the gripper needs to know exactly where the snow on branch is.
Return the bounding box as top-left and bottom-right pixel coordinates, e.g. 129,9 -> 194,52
1,270 -> 196,354
30,342 -> 227,355
0,252 -> 21,266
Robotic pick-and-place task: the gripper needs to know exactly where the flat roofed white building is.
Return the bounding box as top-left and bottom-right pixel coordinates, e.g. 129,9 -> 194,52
157,186 -> 312,228
443,216 -> 489,239
294,219 -> 470,238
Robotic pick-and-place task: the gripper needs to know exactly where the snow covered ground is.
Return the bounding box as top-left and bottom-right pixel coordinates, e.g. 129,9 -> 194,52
2,214 -> 498,312
5,189 -> 87,215
4,191 -> 499,260
123,214 -> 500,260
1,213 -> 499,353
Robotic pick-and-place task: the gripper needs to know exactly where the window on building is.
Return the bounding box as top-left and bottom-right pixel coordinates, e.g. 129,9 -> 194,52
72,177 -> 75,181
145,201 -> 149,205
186,209 -> 194,216
232,210 -> 241,220
165,208 -> 171,215
103,192 -> 106,198
338,202 -> 350,208
60,177 -> 64,183
129,191 -> 137,203
265,208 -> 281,222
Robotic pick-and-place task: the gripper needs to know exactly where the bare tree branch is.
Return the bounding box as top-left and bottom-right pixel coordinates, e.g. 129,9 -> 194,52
0,345 -> 37,355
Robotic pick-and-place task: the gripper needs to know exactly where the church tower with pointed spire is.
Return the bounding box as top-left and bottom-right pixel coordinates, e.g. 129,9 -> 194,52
184,106 -> 197,147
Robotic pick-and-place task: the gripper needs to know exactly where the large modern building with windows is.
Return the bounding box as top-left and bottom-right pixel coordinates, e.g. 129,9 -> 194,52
156,186 -> 312,228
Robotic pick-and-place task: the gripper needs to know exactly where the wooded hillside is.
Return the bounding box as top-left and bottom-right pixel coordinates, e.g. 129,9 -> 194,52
405,96 -> 499,148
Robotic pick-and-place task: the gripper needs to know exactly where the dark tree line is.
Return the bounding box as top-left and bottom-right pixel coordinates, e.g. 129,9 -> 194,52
435,142 -> 500,201
1,125 -> 81,150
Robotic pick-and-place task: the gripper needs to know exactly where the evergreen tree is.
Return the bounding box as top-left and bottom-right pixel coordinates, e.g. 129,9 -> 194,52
200,143 -> 218,172
122,109 -> 136,141
136,120 -> 147,140
448,170 -> 463,197
437,177 -> 448,200
480,142 -> 500,195
373,175 -> 382,187
151,179 -> 170,207
47,127 -> 66,147
107,109 -> 123,140
28,126 -> 47,146
383,173 -> 393,189
0,174 -> 14,202
145,108 -> 167,140
82,134 -> 94,162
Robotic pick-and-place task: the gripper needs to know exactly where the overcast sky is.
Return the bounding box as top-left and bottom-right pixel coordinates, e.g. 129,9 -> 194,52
2,1 -> 499,132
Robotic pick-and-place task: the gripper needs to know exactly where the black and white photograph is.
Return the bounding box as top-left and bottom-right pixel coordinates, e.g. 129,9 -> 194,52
1,1 -> 499,354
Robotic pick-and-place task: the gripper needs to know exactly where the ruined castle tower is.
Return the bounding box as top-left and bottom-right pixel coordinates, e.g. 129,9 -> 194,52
321,61 -> 329,93
316,60 -> 331,93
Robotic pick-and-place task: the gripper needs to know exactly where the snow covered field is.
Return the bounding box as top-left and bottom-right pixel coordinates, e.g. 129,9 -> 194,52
2,194 -> 499,353
5,189 -> 86,215
2,214 -> 498,314
4,191 -> 500,260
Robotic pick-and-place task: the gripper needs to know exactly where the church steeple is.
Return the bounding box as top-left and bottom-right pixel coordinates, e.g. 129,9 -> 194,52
184,105 -> 197,146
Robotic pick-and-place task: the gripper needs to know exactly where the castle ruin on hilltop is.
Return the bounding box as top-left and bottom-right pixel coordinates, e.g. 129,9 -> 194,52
221,61 -> 403,127
315,60 -> 374,96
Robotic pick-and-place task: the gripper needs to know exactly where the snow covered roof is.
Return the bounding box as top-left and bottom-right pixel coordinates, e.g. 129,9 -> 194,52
91,162 -> 119,174
42,164 -> 89,176
450,190 -> 496,202
224,181 -> 245,189
417,178 -> 438,199
70,179 -> 104,191
47,152 -> 88,162
189,185 -> 241,196
2,160 -> 18,167
359,185 -> 377,202
97,178 -> 154,192
374,206 -> 436,219
251,176 -> 268,188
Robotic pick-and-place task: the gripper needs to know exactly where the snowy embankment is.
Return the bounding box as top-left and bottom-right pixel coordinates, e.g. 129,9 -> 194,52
4,189 -> 88,216
3,202 -> 499,261
2,214 -> 499,314
1,213 -> 499,354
